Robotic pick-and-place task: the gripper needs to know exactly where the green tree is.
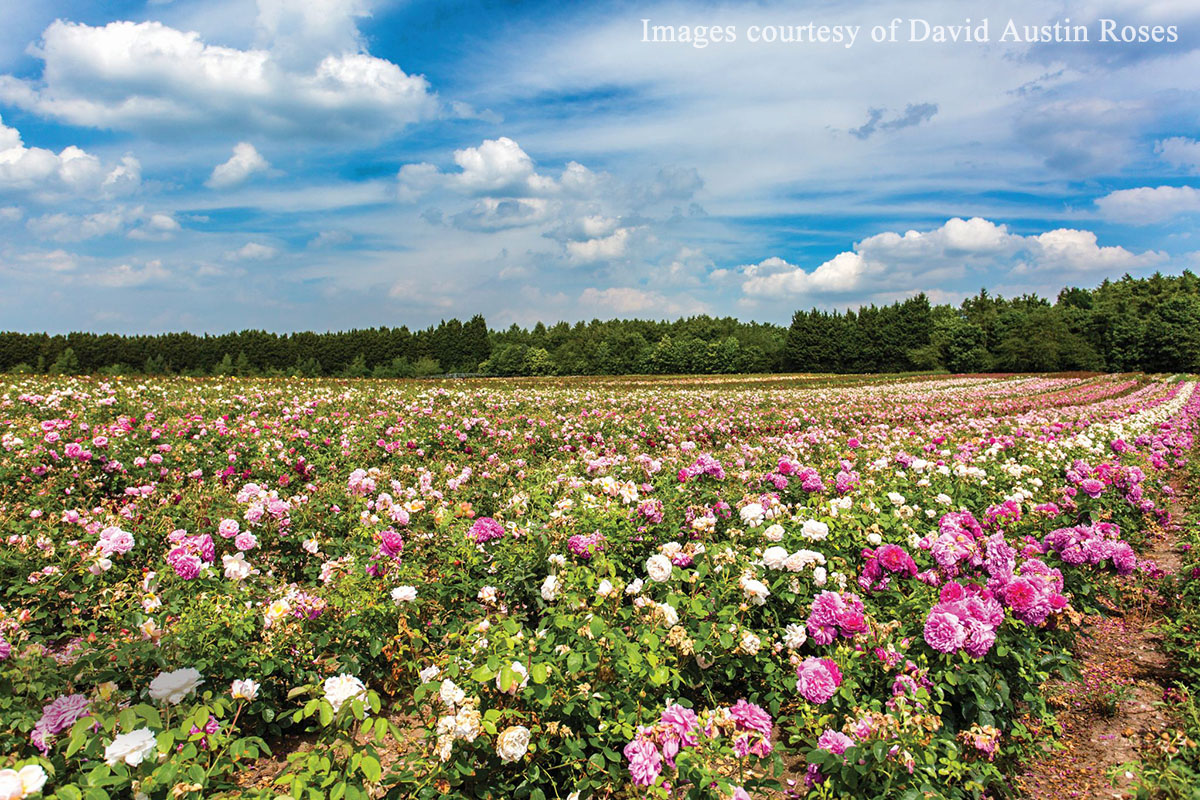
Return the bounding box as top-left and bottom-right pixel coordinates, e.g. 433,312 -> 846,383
49,347 -> 80,375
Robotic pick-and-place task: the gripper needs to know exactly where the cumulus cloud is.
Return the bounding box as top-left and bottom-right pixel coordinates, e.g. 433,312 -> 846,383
1023,227 -> 1167,272
128,212 -> 182,241
1095,185 -> 1200,224
0,19 -> 439,139
397,138 -> 601,202
226,242 -> 279,260
566,227 -> 632,263
254,0 -> 371,68
207,142 -> 270,188
449,137 -> 557,195
0,114 -> 139,196
740,217 -> 1166,297
1156,137 -> 1200,172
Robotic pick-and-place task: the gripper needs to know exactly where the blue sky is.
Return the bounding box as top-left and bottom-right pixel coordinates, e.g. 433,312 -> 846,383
0,0 -> 1198,333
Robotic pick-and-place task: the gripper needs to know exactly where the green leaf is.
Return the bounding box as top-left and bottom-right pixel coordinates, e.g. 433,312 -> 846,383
470,665 -> 495,683
499,663 -> 517,692
360,755 -> 382,782
566,652 -> 583,674
530,663 -> 548,684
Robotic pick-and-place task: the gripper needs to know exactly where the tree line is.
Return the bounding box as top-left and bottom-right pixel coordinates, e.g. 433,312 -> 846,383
2,271 -> 1198,377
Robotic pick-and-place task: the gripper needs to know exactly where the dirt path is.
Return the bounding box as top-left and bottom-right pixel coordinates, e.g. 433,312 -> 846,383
1014,518 -> 1185,799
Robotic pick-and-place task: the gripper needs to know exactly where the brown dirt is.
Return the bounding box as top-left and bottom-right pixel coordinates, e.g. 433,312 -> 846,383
1014,519 -> 1185,800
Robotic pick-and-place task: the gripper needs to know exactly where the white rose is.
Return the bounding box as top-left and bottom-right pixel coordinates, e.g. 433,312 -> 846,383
19,765 -> 47,796
223,552 -> 254,581
323,674 -> 368,713
391,585 -> 418,604
596,579 -> 615,598
104,727 -> 157,767
740,577 -> 770,606
625,578 -> 644,595
935,493 -> 953,506
658,602 -> 679,627
739,503 -> 765,527
148,668 -> 204,705
740,631 -> 761,655
887,491 -> 906,506
866,532 -> 883,546
646,554 -> 673,582
418,665 -> 440,684
801,520 -> 829,541
439,679 -> 465,708
783,623 -> 808,650
761,546 -> 788,569
540,574 -> 560,602
763,523 -> 785,542
0,770 -> 21,800
231,678 -> 260,702
496,725 -> 530,763
812,566 -> 828,586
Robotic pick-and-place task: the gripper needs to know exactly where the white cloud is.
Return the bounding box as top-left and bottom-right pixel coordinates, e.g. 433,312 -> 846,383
27,209 -> 128,241
1025,228 -> 1167,272
0,114 -> 140,196
128,212 -> 182,241
1156,137 -> 1200,172
578,286 -> 708,316
398,138 -> 589,200
566,227 -> 632,263
395,162 -> 441,202
93,260 -> 171,288
0,19 -> 438,139
450,137 -> 557,195
740,217 -> 1166,297
227,241 -> 279,260
1095,185 -> 1200,224
12,248 -> 79,273
207,142 -> 270,188
254,0 -> 371,68
26,206 -> 177,242
0,206 -> 22,222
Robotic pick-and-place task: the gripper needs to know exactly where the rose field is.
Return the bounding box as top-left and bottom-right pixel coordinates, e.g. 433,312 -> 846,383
2,371 -> 1200,800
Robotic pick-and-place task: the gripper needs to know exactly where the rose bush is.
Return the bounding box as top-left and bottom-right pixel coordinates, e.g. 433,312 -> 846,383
0,372 -> 1194,798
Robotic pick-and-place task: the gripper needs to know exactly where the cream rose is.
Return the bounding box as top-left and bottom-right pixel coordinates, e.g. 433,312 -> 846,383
148,667 -> 204,705
323,674 -> 368,713
645,554 -> 673,582
496,725 -> 531,763
104,727 -> 157,767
